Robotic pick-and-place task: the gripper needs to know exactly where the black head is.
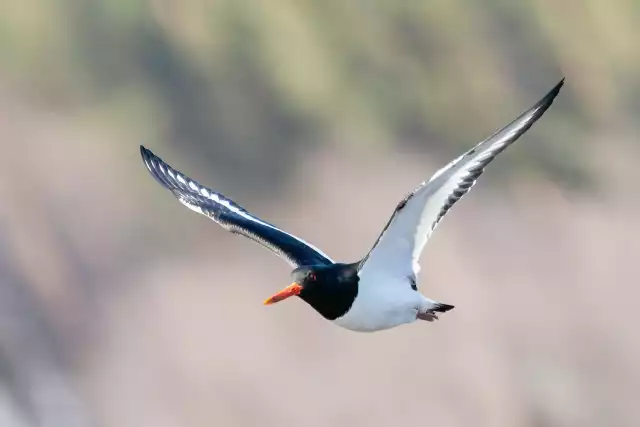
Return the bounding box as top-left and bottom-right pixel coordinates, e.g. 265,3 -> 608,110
263,263 -> 360,320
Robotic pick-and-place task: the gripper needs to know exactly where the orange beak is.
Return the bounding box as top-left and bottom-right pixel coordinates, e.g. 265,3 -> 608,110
263,282 -> 303,305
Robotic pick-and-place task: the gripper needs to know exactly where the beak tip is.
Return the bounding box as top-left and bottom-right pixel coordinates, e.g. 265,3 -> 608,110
263,282 -> 302,306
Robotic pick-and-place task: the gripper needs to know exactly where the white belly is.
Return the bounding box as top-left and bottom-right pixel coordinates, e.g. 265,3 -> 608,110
332,278 -> 424,332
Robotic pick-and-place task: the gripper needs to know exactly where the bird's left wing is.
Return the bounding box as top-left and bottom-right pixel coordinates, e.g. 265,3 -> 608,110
140,146 -> 334,268
358,79 -> 564,282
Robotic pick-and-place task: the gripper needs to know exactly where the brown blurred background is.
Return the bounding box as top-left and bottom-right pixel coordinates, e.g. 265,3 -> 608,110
0,1 -> 638,426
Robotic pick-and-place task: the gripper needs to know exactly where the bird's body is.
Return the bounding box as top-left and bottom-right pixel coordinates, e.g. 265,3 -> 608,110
332,273 -> 442,332
140,79 -> 564,333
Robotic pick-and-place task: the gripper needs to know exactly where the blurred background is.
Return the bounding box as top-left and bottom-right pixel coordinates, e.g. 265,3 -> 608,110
0,1 -> 638,426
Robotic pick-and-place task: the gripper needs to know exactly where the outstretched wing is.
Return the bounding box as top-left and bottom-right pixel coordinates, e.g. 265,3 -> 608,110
140,146 -> 334,268
358,79 -> 564,283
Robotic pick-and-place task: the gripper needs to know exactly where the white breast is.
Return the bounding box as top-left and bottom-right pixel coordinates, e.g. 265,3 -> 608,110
332,275 -> 425,332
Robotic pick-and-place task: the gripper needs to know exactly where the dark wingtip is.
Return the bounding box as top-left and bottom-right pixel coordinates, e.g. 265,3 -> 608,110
512,77 -> 564,131
539,77 -> 565,108
139,145 -> 173,189
140,144 -> 152,160
550,77 -> 565,97
140,145 -> 163,174
139,145 -> 154,171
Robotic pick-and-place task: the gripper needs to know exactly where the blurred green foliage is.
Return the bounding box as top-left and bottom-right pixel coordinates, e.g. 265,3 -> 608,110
0,0 -> 637,193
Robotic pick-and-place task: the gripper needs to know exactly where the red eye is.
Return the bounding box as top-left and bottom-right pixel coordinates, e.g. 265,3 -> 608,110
309,273 -> 316,281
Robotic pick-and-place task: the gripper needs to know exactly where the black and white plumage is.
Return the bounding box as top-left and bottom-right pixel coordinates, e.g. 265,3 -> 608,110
140,78 -> 564,332
141,147 -> 334,268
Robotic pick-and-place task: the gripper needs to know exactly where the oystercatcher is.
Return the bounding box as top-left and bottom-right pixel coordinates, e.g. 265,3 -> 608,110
140,79 -> 563,332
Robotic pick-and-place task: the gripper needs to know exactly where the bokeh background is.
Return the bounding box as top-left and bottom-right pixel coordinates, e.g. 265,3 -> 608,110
0,1 -> 639,426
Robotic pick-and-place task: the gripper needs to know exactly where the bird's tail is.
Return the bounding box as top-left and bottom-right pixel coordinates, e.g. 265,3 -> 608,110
431,302 -> 455,313
418,299 -> 455,322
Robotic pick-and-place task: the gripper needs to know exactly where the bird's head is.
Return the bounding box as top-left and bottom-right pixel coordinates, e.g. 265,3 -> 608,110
263,263 -> 359,320
263,266 -> 321,305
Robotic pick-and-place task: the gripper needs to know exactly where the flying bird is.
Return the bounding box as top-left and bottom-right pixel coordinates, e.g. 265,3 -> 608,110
140,78 -> 564,332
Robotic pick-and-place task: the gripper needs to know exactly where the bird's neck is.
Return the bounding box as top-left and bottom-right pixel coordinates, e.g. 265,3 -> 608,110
301,263 -> 359,320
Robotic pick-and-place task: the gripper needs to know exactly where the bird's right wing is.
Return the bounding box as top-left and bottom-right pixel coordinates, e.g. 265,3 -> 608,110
140,146 -> 334,268
358,79 -> 564,284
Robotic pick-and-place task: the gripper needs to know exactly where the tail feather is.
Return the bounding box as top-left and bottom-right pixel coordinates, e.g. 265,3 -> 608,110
432,302 -> 455,313
417,300 -> 455,322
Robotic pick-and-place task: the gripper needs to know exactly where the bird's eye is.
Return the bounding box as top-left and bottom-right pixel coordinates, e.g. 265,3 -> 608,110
308,273 -> 316,281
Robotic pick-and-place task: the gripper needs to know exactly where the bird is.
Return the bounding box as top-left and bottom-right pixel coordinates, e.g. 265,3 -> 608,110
140,78 -> 564,333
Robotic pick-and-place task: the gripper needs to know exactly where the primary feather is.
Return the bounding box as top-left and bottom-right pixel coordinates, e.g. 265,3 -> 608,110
358,79 -> 564,284
140,146 -> 334,267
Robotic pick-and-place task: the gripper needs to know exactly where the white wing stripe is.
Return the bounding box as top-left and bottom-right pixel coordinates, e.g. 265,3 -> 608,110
357,79 -> 564,288
141,146 -> 334,266
184,178 -> 334,261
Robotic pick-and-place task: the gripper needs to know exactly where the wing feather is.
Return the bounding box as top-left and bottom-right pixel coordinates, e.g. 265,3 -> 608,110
358,79 -> 564,283
140,146 -> 334,267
